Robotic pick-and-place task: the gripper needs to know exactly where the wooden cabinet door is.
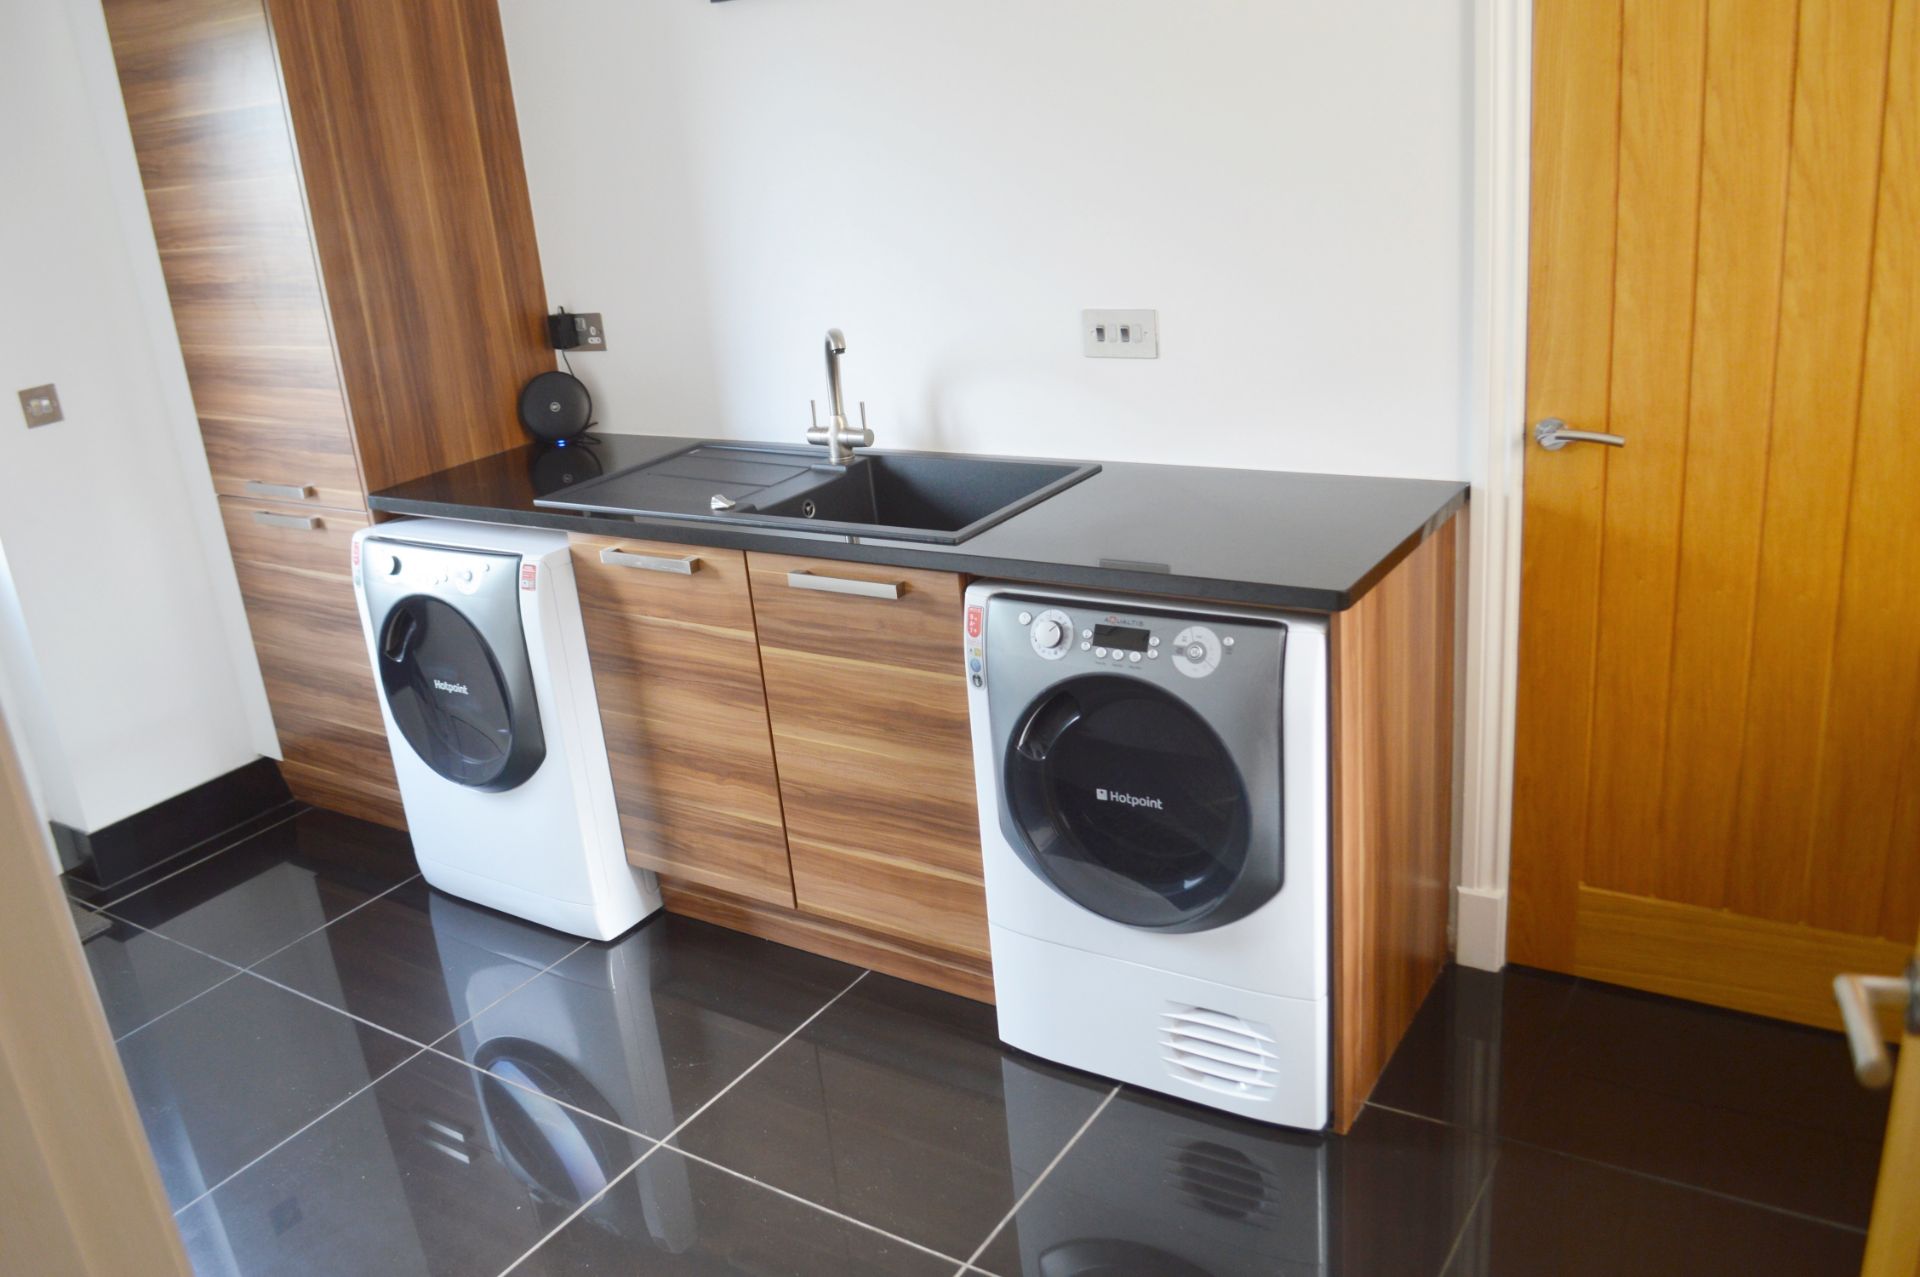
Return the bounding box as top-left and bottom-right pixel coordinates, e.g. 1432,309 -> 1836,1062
216,498 -> 401,826
570,536 -> 795,906
745,553 -> 986,960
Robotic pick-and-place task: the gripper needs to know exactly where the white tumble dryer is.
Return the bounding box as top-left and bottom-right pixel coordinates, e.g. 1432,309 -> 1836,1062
352,517 -> 658,940
963,582 -> 1330,1129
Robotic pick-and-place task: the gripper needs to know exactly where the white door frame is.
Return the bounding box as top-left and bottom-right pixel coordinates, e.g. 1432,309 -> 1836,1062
1455,0 -> 1533,971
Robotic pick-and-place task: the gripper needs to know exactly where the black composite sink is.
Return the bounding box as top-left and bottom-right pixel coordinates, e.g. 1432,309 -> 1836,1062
532,443 -> 1099,545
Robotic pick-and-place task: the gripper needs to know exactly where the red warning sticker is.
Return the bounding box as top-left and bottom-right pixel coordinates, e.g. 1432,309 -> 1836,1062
966,604 -> 983,639
520,563 -> 538,591
350,539 -> 361,567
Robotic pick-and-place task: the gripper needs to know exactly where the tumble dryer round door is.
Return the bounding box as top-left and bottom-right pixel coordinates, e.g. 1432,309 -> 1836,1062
1003,674 -> 1277,931
377,595 -> 545,791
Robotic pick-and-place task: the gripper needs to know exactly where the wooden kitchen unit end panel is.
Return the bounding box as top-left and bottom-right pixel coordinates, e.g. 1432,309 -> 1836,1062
1328,513 -> 1458,1133
570,536 -> 795,908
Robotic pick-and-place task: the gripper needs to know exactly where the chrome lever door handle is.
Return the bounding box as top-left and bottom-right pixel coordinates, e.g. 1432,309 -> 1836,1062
1832,963 -> 1917,1088
1534,418 -> 1626,451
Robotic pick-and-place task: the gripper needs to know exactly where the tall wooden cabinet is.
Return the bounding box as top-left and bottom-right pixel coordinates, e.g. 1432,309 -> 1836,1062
102,0 -> 552,827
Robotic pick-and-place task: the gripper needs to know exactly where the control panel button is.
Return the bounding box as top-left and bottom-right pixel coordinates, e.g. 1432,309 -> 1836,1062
1171,625 -> 1222,679
1147,635 -> 1160,647
1147,649 -> 1159,659
1129,652 -> 1142,663
1080,641 -> 1091,650
1094,647 -> 1107,658
1018,610 -> 1033,625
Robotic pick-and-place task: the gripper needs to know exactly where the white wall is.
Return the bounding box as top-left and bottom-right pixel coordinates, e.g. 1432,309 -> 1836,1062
500,0 -> 1474,480
0,0 -> 277,847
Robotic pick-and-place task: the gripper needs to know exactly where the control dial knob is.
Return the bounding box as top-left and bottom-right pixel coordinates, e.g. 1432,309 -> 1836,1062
1029,608 -> 1073,660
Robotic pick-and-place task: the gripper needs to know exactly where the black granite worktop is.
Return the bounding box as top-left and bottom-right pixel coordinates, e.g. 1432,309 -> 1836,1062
369,434 -> 1467,612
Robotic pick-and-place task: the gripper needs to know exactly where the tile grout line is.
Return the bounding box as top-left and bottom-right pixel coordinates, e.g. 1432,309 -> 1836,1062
1364,1100 -> 1872,1237
83,805 -> 310,913
168,1039 -> 430,1218
654,967 -> 871,1149
244,936 -> 595,1059
100,869 -> 428,1042
233,871 -> 425,973
959,1083 -> 1120,1275
110,968 -> 250,1044
166,937 -> 599,1219
1433,1142 -> 1501,1276
495,1144 -> 665,1277
1498,1134 -> 1874,1237
667,1144 -> 974,1271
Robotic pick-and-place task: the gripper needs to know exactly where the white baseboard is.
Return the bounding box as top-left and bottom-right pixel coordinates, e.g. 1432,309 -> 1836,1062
1455,885 -> 1507,971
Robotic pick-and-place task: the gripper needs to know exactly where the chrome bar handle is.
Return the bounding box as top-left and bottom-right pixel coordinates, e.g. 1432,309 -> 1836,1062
786,570 -> 901,600
599,547 -> 700,575
251,510 -> 321,531
1534,418 -> 1626,451
1832,964 -> 1917,1088
243,480 -> 316,501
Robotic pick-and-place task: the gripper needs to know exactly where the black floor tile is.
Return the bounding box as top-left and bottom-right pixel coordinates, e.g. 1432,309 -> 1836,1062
516,1147 -> 960,1276
62,801 -> 302,909
1370,964 -> 1886,1230
434,913 -> 862,1139
1491,978 -> 1887,1228
171,1049 -> 653,1276
671,973 -> 1111,1264
973,1093 -> 1492,1277
117,972 -> 418,1209
104,809 -> 417,967
250,878 -> 580,1046
1367,963 -> 1576,1131
81,913 -> 239,1039
1441,1140 -> 1866,1277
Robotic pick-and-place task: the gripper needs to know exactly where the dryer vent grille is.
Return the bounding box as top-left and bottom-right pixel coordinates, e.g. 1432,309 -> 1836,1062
1159,1005 -> 1280,1100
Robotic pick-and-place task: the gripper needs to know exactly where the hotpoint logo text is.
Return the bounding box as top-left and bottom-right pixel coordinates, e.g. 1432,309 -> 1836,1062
1095,787 -> 1164,811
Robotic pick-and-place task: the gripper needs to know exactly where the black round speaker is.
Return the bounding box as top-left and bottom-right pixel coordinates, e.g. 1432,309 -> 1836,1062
518,371 -> 593,443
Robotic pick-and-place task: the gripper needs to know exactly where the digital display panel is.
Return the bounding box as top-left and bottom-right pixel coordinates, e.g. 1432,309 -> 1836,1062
1092,624 -> 1150,652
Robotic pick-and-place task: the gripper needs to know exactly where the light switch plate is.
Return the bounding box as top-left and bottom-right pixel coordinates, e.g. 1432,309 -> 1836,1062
18,384 -> 62,427
1082,309 -> 1158,359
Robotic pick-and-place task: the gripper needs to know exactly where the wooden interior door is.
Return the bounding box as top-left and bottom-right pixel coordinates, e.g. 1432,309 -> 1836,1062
1511,0 -> 1920,1031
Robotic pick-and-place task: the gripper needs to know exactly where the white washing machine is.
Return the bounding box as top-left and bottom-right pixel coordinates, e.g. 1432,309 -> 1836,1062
352,518 -> 659,940
963,582 -> 1330,1129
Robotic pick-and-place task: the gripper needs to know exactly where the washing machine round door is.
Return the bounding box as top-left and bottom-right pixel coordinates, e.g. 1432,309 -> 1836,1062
377,595 -> 544,791
1004,675 -> 1267,930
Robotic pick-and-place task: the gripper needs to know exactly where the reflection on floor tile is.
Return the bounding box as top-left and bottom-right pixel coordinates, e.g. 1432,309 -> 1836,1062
82,802 -> 1886,1275
117,972 -> 418,1209
173,1050 -> 653,1276
251,878 -> 577,1047
974,1093 -> 1492,1277
436,912 -> 861,1140
105,809 -> 417,967
1441,1140 -> 1866,1277
81,913 -> 238,1039
516,1147 -> 959,1276
672,974 -> 1111,1263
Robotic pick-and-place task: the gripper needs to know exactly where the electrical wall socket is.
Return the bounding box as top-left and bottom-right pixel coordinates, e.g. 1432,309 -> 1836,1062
18,383 -> 62,427
1082,309 -> 1158,359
